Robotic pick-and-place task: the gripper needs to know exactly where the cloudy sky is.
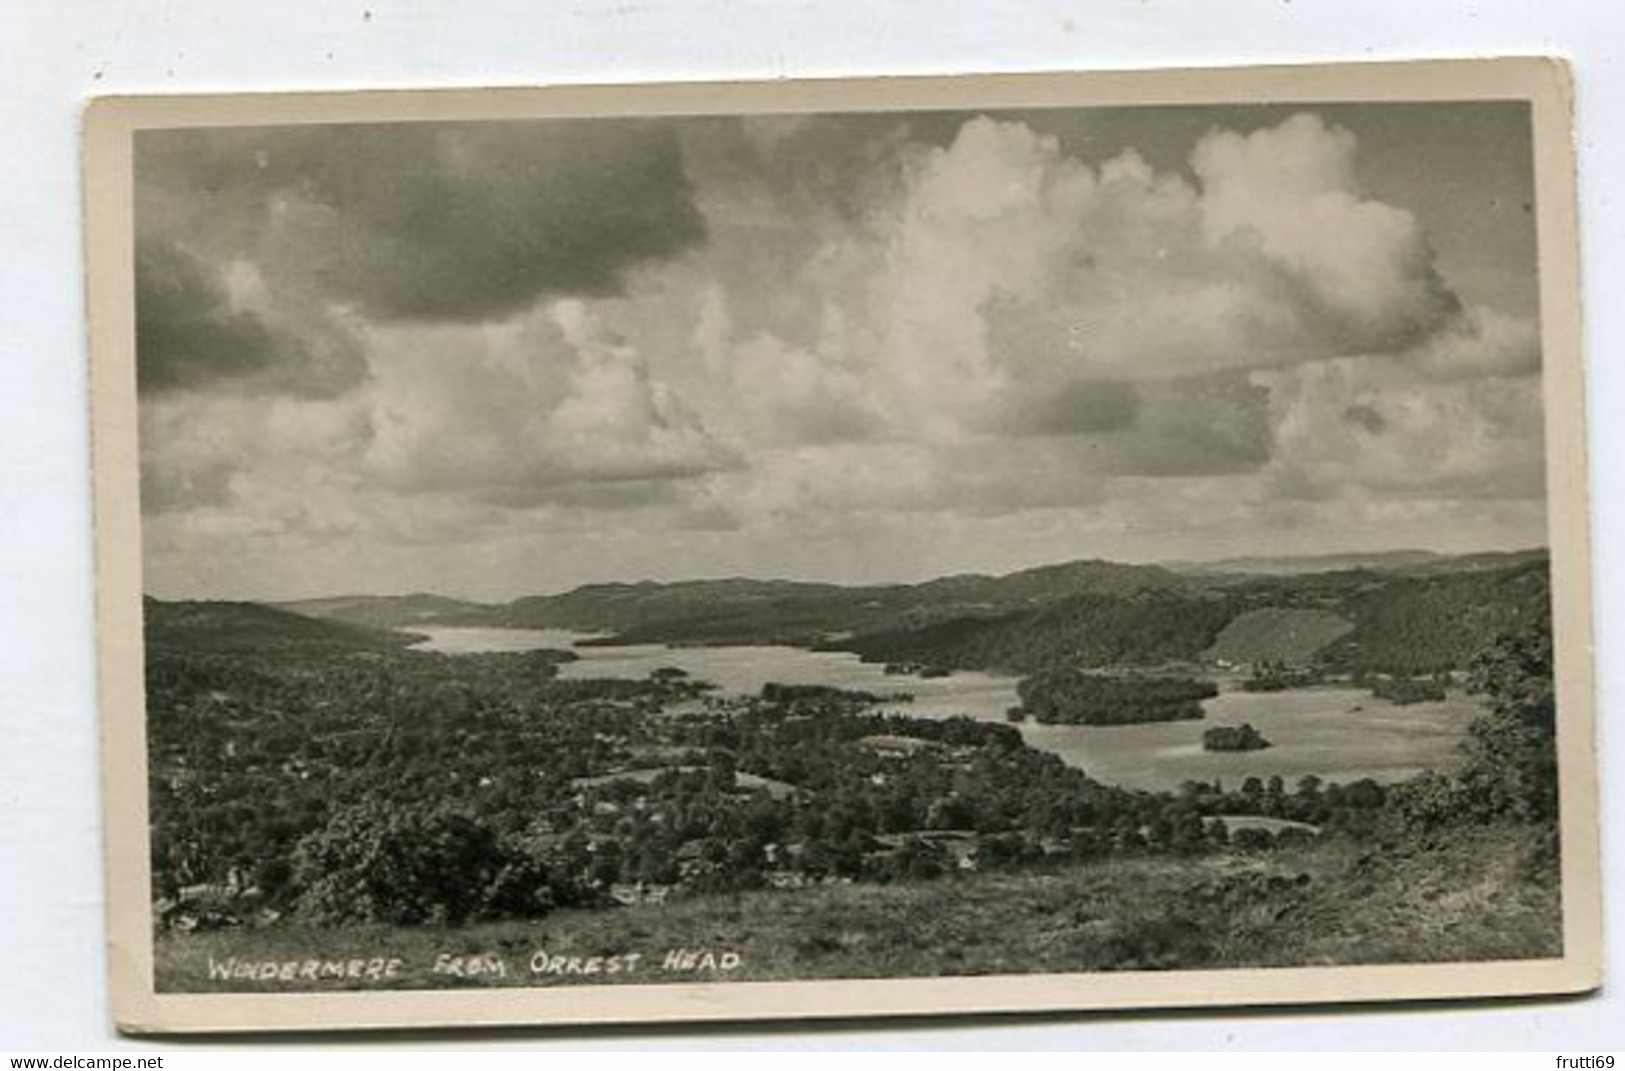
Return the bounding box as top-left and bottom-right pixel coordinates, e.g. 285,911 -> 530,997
134,102 -> 1546,601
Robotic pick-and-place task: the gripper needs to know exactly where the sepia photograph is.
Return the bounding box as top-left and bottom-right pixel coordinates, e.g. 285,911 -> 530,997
83,59 -> 1598,1033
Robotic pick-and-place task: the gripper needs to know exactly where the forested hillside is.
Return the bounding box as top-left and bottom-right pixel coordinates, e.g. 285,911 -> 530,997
829,591 -> 1238,674
1320,561 -> 1553,674
271,553 -> 1550,681
145,598 -> 423,656
827,558 -> 1550,677
510,560 -> 1190,646
275,593 -> 495,629
279,559 -> 1190,647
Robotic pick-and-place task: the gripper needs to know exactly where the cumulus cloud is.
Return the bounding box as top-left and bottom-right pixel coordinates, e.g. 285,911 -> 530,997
917,116 -> 1455,393
665,112 -> 1510,475
139,391 -> 372,515
361,301 -> 740,506
132,106 -> 1550,597
1410,305 -> 1541,381
725,332 -> 887,447
1260,354 -> 1546,501
672,110 -> 1537,498
1194,114 -> 1461,352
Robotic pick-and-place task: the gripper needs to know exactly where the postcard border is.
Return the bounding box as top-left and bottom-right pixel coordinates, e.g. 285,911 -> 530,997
84,56 -> 1600,1035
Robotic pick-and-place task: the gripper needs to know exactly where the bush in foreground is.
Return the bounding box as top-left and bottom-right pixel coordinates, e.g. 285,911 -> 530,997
291,801 -> 550,926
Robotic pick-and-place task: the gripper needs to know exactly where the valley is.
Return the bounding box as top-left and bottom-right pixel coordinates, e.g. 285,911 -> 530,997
146,548 -> 1561,988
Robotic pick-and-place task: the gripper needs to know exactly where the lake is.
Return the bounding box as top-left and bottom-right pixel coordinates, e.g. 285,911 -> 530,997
411,626 -> 1483,792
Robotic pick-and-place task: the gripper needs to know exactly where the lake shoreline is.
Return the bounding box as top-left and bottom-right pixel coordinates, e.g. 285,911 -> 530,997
409,626 -> 1481,793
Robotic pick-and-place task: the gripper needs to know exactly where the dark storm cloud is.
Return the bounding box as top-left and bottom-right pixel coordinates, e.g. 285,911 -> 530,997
137,120 -> 707,324
135,239 -> 365,398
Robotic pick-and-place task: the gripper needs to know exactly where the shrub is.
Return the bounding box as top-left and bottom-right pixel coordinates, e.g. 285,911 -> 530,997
1390,769 -> 1467,829
1371,677 -> 1447,705
291,800 -> 550,925
1231,827 -> 1276,851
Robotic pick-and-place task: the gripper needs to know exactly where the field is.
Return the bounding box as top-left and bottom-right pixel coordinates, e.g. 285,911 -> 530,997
156,823 -> 1560,992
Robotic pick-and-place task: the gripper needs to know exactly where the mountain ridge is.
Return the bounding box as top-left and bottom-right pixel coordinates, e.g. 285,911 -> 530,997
238,548 -> 1554,676
1164,547 -> 1547,579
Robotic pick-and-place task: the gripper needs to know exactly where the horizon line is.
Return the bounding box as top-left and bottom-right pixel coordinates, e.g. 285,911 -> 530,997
142,544 -> 1552,607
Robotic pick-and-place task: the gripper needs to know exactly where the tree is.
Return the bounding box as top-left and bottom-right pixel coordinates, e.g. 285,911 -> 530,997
291,801 -> 547,925
1462,624 -> 1558,822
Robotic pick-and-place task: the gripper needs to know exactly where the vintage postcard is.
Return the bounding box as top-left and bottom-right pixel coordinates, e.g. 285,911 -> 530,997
85,58 -> 1600,1034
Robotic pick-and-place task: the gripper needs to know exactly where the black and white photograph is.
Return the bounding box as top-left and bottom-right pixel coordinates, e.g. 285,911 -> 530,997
83,60 -> 1599,1032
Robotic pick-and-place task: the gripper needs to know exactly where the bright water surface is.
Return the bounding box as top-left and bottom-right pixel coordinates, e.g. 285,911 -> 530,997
412,626 -> 1482,791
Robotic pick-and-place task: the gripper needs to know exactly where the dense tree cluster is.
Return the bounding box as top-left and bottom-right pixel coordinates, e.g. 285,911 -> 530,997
146,643 -> 1406,929
1458,622 -> 1557,824
1241,661 -> 1319,692
1017,671 -> 1217,726
836,592 -> 1238,674
1202,724 -> 1271,752
1385,618 -> 1559,887
1319,563 -> 1552,675
1369,677 -> 1448,705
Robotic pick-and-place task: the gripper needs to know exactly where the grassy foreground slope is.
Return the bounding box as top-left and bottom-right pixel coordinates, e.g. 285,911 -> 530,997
156,823 -> 1557,992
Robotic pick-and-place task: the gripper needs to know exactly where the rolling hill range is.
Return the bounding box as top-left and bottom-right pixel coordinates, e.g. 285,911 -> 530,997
253,549 -> 1550,676
1164,547 -> 1549,580
145,598 -> 425,656
278,558 -> 1194,647
830,557 -> 1551,675
275,592 -> 494,630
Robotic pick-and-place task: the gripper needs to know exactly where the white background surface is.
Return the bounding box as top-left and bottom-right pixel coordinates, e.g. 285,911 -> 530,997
2,0 -> 1621,1051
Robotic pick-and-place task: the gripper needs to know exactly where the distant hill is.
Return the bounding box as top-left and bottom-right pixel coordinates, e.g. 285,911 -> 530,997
829,590 -> 1239,674
276,593 -> 495,630
269,559 -> 1189,643
1319,559 -> 1552,674
910,559 -> 1195,604
502,577 -> 850,635
255,549 -> 1550,677
828,558 -> 1550,677
145,598 -> 423,656
1168,547 -> 1548,579
498,559 -> 1192,646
